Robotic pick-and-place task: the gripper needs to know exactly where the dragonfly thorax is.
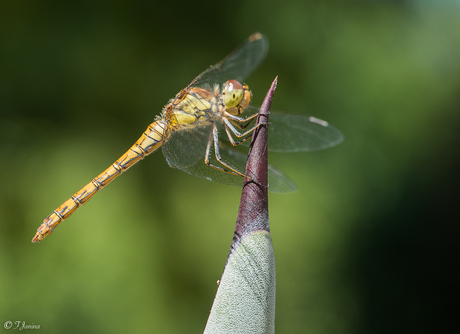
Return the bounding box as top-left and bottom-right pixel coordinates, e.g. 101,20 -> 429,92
164,80 -> 252,129
165,86 -> 218,128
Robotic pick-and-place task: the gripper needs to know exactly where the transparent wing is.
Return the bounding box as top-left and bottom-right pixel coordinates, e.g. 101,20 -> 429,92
239,108 -> 344,152
189,33 -> 268,89
215,144 -> 298,193
162,126 -> 211,170
162,126 -> 297,193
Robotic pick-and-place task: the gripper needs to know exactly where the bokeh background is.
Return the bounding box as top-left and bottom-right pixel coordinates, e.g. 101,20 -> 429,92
1,0 -> 459,333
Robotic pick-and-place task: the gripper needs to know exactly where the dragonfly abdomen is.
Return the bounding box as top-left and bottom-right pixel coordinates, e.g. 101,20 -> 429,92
32,119 -> 168,243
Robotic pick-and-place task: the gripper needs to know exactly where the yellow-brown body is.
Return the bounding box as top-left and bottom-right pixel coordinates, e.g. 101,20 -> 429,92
32,83 -> 252,242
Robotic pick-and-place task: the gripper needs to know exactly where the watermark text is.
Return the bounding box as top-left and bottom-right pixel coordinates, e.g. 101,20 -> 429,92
4,321 -> 40,330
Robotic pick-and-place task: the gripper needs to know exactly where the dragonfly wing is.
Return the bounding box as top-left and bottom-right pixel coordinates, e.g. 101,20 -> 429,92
190,33 -> 268,88
162,126 -> 211,169
162,127 -> 244,186
163,127 -> 296,192
221,146 -> 298,193
267,163 -> 298,193
236,109 -> 344,152
244,109 -> 344,152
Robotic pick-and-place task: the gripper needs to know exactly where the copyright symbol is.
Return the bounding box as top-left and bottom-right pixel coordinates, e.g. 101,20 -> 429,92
4,321 -> 12,329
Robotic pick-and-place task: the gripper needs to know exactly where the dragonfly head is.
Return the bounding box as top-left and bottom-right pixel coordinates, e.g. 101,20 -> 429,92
222,80 -> 251,116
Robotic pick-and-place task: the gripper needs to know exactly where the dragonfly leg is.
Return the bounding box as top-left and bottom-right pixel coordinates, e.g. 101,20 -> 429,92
224,111 -> 259,130
204,124 -> 249,179
206,124 -> 267,189
223,122 -> 252,146
228,118 -> 255,130
222,117 -> 267,146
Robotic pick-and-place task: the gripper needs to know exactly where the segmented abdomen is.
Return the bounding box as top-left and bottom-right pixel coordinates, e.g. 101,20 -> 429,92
32,119 -> 169,242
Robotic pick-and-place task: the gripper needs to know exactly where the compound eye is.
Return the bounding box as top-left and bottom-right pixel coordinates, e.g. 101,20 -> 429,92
223,80 -> 244,108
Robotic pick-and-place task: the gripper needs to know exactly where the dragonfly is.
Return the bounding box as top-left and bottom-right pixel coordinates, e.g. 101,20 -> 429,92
32,33 -> 343,243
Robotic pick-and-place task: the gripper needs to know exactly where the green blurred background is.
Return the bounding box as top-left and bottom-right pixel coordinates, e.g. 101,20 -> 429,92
1,0 -> 459,333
